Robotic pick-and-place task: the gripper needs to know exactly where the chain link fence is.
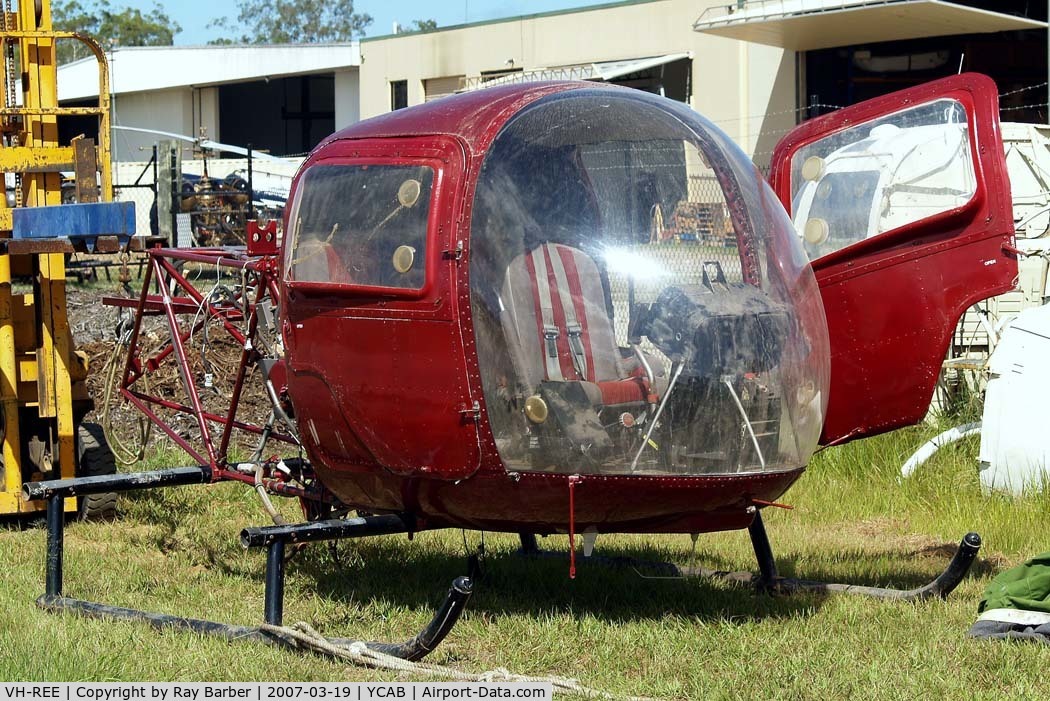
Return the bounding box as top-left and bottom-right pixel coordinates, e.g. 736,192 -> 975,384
606,171 -> 762,347
113,185 -> 156,237
113,157 -> 158,238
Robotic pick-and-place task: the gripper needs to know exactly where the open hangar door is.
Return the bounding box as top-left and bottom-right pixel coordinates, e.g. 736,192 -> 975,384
219,74 -> 335,157
805,28 -> 1048,122
695,0 -> 1048,121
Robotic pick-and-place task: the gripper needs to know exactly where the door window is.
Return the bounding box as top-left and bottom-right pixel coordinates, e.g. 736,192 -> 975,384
790,99 -> 976,260
286,164 -> 433,289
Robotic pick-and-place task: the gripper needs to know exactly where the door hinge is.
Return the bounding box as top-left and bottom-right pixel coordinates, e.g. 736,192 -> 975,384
458,400 -> 481,422
1002,241 -> 1027,258
444,240 -> 464,261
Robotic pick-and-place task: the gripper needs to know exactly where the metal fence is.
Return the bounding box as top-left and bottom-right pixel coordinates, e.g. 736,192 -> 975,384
113,154 -> 158,237
605,173 -> 759,353
113,185 -> 156,237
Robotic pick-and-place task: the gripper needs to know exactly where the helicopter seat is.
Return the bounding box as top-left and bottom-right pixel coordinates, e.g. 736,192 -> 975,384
500,243 -> 659,410
291,238 -> 352,285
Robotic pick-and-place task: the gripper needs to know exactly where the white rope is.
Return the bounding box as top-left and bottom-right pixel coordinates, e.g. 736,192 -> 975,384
259,622 -> 663,701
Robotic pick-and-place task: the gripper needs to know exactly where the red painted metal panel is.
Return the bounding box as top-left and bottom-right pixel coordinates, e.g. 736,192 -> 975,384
301,463 -> 801,535
282,136 -> 483,480
317,82 -> 585,156
770,74 -> 1017,445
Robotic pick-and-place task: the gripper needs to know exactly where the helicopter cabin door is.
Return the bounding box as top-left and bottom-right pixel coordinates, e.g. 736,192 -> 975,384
282,137 -> 481,479
769,73 -> 1017,445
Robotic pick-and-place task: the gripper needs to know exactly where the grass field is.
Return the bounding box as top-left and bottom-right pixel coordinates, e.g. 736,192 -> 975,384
1,422 -> 1048,697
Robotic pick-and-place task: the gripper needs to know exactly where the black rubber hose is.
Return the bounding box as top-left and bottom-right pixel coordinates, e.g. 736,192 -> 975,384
344,576 -> 474,661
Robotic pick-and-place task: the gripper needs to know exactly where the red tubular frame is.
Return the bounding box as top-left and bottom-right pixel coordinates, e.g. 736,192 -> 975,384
106,247 -> 299,484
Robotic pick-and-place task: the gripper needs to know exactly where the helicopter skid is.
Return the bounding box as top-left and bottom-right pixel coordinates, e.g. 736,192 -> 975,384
36,580 -> 472,662
23,472 -> 473,662
520,513 -> 982,602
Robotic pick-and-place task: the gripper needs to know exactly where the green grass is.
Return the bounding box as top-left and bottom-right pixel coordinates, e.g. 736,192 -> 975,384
1,426 -> 1048,697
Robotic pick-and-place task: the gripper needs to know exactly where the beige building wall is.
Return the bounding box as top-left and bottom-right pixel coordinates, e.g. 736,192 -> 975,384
359,0 -> 797,165
335,69 -> 361,129
192,87 -> 221,144
110,86 -> 222,163
111,88 -> 193,162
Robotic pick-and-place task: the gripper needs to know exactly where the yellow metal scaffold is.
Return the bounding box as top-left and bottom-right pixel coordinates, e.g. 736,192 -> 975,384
0,0 -> 116,517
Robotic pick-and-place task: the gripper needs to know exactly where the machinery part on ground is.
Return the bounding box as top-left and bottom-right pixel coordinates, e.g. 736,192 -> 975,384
0,1 -> 115,222
900,421 -> 982,481
180,173 -> 251,247
38,593 -> 660,700
75,422 -> 117,520
0,246 -> 90,517
101,248 -> 301,482
769,532 -> 983,601
523,513 -> 981,602
38,584 -> 477,665
978,302 -> 1050,495
23,464 -> 983,674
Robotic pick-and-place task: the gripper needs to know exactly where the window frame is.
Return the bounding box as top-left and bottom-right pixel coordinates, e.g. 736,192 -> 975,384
283,154 -> 446,302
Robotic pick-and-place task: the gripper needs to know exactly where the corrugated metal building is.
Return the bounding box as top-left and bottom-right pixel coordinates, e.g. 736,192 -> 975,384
58,43 -> 361,161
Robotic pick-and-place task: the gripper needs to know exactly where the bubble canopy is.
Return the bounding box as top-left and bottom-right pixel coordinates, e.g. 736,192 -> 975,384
468,89 -> 830,477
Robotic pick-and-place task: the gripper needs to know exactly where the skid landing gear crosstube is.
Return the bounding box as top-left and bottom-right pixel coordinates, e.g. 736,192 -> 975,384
24,468 -> 472,662
519,513 -> 982,602
24,468 -> 980,663
741,513 -> 981,600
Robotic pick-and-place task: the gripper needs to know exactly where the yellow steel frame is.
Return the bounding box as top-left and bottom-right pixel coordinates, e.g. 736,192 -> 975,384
0,252 -> 19,513
0,250 -> 75,514
0,1 -> 108,515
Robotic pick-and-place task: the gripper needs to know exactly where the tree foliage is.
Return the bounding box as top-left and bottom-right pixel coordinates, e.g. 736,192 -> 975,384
410,19 -> 438,32
391,19 -> 437,35
52,1 -> 180,63
209,0 -> 373,44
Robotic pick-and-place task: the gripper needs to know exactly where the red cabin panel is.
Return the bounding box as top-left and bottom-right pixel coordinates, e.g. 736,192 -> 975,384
282,136 -> 482,480
770,74 -> 1017,445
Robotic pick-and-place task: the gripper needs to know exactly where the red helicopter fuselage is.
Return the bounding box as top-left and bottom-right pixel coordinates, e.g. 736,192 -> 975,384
278,75 -> 1015,536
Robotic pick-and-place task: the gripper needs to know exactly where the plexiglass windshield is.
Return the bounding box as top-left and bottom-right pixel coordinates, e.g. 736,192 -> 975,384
469,89 -> 830,477
285,164 -> 433,289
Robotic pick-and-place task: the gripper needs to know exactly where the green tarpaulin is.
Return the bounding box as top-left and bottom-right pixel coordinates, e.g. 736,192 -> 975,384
969,552 -> 1050,643
980,552 -> 1050,614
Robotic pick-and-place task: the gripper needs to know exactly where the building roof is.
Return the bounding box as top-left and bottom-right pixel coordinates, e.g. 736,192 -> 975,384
58,43 -> 361,101
461,53 -> 691,90
360,0 -> 665,42
694,0 -> 1047,51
